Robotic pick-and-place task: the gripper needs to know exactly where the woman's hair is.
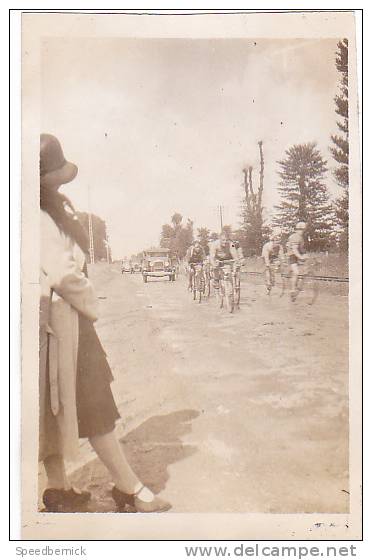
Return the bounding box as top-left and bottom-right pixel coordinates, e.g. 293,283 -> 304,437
40,184 -> 89,254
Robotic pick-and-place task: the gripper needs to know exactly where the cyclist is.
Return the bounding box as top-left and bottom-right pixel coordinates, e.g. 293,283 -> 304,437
231,238 -> 245,266
186,240 -> 206,290
287,221 -> 308,301
210,232 -> 240,290
262,232 -> 285,294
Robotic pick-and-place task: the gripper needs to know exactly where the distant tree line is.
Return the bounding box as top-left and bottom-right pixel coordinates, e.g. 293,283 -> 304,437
159,40 -> 349,257
82,41 -> 349,262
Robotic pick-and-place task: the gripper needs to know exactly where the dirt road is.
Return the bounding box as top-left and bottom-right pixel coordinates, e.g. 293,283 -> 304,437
70,264 -> 349,513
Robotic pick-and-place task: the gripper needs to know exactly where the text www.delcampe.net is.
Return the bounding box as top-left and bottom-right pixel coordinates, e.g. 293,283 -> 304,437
184,544 -> 358,559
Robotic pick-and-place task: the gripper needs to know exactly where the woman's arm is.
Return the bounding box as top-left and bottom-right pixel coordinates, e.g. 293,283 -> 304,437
41,212 -> 99,321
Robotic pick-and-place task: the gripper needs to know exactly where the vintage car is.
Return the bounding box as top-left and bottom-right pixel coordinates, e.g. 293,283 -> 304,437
142,248 -> 176,282
132,262 -> 142,273
121,260 -> 133,274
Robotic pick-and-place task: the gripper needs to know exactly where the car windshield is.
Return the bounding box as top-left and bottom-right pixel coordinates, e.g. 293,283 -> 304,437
146,252 -> 170,258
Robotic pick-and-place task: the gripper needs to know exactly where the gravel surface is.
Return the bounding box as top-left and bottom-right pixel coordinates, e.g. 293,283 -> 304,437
42,263 -> 349,514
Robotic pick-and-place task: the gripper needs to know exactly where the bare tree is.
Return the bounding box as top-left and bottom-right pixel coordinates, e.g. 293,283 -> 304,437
239,141 -> 265,255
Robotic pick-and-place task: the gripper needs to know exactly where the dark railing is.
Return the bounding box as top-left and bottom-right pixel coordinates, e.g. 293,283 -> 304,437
241,270 -> 349,283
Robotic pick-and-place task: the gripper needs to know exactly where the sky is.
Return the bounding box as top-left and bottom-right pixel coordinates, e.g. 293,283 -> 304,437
41,37 -> 342,259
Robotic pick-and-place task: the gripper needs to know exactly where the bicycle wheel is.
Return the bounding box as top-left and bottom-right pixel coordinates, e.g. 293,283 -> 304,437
227,276 -> 234,313
304,274 -> 319,305
279,273 -> 286,298
187,272 -> 192,292
206,274 -> 211,297
227,292 -> 234,313
196,272 -> 203,303
219,280 -> 225,308
190,269 -> 196,299
235,278 -> 240,308
233,270 -> 241,308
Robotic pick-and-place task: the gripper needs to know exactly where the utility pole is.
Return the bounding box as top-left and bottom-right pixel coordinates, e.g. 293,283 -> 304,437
88,213 -> 95,264
219,205 -> 224,232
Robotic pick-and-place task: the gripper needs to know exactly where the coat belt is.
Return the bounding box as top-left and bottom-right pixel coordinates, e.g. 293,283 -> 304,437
46,325 -> 59,416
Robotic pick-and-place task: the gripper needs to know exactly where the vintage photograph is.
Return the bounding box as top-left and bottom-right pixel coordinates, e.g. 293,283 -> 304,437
20,11 -> 361,540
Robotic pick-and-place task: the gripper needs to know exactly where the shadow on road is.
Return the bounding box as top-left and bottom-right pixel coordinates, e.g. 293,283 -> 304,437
121,409 -> 200,494
66,409 -> 199,512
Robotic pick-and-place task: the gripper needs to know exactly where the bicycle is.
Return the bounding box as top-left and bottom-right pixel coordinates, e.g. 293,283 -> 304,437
264,259 -> 286,296
204,261 -> 211,298
195,263 -> 207,303
215,259 -> 237,313
187,264 -> 194,292
285,256 -> 321,305
233,265 -> 241,308
189,263 -> 206,303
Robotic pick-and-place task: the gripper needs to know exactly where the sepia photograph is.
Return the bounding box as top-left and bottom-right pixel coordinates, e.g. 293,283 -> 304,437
19,10 -> 362,540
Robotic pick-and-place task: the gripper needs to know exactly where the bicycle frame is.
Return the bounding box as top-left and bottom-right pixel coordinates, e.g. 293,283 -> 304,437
204,261 -> 211,297
189,262 -> 206,302
215,260 -> 237,312
286,257 -> 320,304
265,259 -> 283,295
233,266 -> 241,308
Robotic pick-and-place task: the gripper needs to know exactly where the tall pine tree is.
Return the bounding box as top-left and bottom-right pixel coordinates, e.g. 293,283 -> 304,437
273,142 -> 334,251
330,38 -> 349,251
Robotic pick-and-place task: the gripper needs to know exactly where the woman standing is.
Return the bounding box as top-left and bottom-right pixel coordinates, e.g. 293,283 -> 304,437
39,133 -> 170,513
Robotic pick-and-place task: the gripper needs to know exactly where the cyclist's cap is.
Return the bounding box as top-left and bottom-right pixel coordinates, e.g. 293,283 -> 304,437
295,221 -> 307,230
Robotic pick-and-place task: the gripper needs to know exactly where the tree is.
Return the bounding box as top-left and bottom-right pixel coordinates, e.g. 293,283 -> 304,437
160,213 -> 194,258
197,227 -> 211,254
171,213 -> 183,228
330,39 -> 349,251
239,141 -> 266,256
273,142 -> 335,251
176,218 -> 194,258
160,223 -> 175,249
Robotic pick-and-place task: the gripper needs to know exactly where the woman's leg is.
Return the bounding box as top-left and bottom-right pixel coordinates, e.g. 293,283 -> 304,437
89,429 -> 172,511
89,429 -> 144,495
43,454 -> 71,490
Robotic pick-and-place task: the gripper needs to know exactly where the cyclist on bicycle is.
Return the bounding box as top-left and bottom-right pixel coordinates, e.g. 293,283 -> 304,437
262,232 -> 285,294
287,221 -> 308,301
210,232 -> 240,289
186,240 -> 206,290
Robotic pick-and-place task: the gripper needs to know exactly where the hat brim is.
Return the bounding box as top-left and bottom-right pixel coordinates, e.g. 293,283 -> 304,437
41,160 -> 78,186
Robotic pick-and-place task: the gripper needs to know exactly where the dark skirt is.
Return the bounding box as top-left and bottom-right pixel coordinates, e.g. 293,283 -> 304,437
76,314 -> 121,438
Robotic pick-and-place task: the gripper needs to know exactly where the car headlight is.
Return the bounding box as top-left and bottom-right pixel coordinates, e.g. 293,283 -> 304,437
164,261 -> 169,266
